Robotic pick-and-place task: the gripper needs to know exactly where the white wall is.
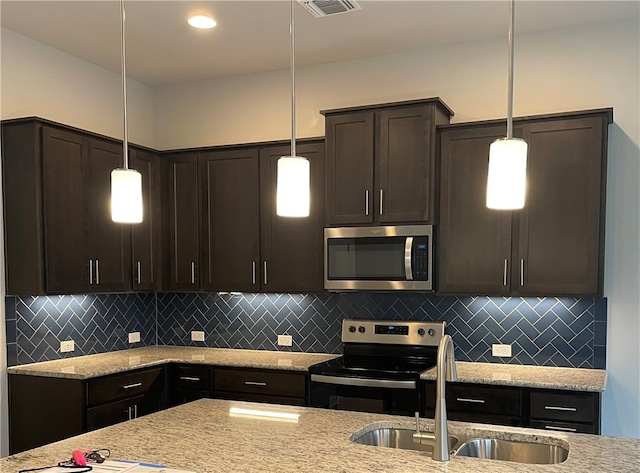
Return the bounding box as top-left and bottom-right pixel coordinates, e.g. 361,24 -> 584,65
156,19 -> 640,439
0,17 -> 638,440
0,28 -> 155,148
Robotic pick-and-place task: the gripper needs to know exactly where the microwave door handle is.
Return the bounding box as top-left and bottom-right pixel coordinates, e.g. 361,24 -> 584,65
405,237 -> 414,280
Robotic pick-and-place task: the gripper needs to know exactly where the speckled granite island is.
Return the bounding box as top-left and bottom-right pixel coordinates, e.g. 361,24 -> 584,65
2,399 -> 638,473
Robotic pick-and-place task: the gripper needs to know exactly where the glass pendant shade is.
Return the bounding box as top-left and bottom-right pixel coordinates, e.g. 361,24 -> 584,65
111,168 -> 143,223
276,155 -> 310,217
486,137 -> 528,210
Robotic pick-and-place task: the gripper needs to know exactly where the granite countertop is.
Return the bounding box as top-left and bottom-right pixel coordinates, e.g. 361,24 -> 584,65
5,346 -> 340,379
1,399 -> 638,473
421,361 -> 607,392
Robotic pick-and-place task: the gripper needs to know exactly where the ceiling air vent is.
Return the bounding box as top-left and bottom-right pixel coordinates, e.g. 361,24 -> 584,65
297,0 -> 362,18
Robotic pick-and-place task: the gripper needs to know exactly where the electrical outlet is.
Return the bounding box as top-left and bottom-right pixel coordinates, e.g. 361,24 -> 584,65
60,340 -> 75,353
191,331 -> 205,342
278,335 -> 293,347
128,332 -> 141,343
492,343 -> 512,357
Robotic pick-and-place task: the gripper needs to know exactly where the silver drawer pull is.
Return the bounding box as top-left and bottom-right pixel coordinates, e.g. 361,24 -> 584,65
179,376 -> 201,382
123,382 -> 142,389
244,381 -> 267,386
456,397 -> 485,404
544,425 -> 577,432
544,406 -> 577,412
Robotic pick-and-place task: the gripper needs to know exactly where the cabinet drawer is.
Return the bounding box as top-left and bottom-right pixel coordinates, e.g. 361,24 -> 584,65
530,420 -> 597,435
214,368 -> 306,398
174,364 -> 210,390
424,382 -> 522,417
87,367 -> 164,407
530,390 -> 596,423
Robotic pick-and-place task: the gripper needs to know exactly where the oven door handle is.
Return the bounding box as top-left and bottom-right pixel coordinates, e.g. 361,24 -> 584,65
310,374 -> 416,390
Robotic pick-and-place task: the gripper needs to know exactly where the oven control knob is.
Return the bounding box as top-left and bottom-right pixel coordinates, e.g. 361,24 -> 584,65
428,328 -> 436,337
358,326 -> 366,333
417,328 -> 425,337
348,325 -> 356,333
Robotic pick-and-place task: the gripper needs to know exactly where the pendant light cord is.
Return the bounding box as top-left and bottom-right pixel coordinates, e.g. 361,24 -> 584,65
120,0 -> 129,170
506,0 -> 515,140
290,0 -> 296,158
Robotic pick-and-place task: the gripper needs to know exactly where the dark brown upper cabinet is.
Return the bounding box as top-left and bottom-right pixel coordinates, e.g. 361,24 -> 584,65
259,141 -> 325,292
2,119 -> 132,295
323,99 -> 453,226
437,109 -> 611,297
164,152 -> 201,292
130,148 -> 162,291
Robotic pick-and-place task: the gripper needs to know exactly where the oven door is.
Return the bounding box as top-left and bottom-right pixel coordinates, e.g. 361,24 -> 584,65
309,374 -> 419,416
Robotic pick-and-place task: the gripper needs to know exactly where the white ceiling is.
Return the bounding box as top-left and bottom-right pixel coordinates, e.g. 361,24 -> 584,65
1,0 -> 638,87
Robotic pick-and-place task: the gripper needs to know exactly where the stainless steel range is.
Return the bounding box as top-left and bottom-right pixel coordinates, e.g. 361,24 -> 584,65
308,319 -> 446,416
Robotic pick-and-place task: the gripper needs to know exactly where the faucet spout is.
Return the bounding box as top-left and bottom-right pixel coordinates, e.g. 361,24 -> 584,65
433,334 -> 457,461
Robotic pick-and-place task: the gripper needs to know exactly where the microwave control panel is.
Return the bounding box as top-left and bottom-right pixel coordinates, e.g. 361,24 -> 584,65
413,236 -> 430,280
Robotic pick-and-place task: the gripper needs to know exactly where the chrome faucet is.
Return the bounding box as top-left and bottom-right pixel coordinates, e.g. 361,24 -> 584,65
414,334 -> 458,461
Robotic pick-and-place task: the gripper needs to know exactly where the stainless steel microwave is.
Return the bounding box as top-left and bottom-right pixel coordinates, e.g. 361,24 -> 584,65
324,225 -> 433,291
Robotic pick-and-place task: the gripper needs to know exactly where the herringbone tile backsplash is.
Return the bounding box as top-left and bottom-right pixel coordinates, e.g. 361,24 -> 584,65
5,292 -> 607,369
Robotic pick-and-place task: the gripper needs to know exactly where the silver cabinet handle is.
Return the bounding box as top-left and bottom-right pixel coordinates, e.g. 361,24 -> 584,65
127,406 -> 132,420
136,261 -> 141,284
89,260 -> 94,284
379,189 -> 384,215
404,237 -> 413,280
544,425 -> 577,432
244,381 -> 267,386
123,382 -> 142,389
544,406 -> 577,412
252,261 -> 257,285
520,259 -> 525,286
95,259 -> 100,285
191,261 -> 196,284
263,261 -> 268,285
365,190 -> 369,216
503,259 -> 508,286
456,397 -> 486,404
179,376 -> 201,382
133,404 -> 138,418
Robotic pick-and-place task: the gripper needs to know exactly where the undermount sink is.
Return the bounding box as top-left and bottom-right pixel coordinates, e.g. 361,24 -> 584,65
350,428 -> 459,455
454,438 -> 569,464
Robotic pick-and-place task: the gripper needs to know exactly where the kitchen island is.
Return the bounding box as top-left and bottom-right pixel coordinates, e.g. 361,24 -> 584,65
2,399 -> 638,473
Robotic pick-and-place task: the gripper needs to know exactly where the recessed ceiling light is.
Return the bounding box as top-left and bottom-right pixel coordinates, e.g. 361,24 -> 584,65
188,15 -> 216,29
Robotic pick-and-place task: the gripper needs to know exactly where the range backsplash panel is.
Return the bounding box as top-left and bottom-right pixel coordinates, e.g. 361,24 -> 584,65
157,293 -> 607,369
5,292 -> 606,369
5,293 -> 156,366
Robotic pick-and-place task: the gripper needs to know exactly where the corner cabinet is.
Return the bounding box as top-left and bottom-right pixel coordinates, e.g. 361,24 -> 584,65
323,98 -> 453,226
1,118 -> 147,295
437,109 -> 611,296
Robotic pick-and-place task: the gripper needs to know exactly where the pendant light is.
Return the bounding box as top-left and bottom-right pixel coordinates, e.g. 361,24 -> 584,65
486,0 -> 528,210
276,0 -> 310,217
111,0 -> 143,223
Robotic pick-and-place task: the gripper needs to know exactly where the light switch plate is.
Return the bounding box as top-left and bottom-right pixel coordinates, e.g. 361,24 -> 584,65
278,335 -> 293,347
128,332 -> 141,343
191,331 -> 205,342
60,340 -> 75,353
492,343 -> 512,357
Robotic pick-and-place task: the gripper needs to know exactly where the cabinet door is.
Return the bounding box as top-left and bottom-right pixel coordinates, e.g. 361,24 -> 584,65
325,112 -> 374,225
377,106 -> 435,223
200,149 -> 260,292
166,153 -> 200,291
41,127 -> 91,293
438,126 -> 513,294
516,117 -> 606,296
86,138 -> 131,292
130,148 -> 161,291
259,142 -> 325,292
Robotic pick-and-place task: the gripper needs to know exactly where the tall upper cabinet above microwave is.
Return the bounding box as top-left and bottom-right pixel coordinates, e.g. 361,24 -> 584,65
322,98 -> 453,227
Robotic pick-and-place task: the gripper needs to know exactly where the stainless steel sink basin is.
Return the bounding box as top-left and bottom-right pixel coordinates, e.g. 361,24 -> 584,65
351,428 -> 459,455
454,438 -> 569,464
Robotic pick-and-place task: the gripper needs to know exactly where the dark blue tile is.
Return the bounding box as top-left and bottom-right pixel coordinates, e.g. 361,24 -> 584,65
5,296 -> 16,320
7,343 -> 18,366
595,298 -> 608,322
594,321 -> 607,346
5,319 -> 16,343
594,346 -> 607,369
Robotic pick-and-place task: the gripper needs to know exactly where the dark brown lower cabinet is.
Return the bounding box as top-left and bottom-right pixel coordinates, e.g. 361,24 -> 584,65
423,382 -> 601,434
169,364 -> 213,406
213,367 -> 307,406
